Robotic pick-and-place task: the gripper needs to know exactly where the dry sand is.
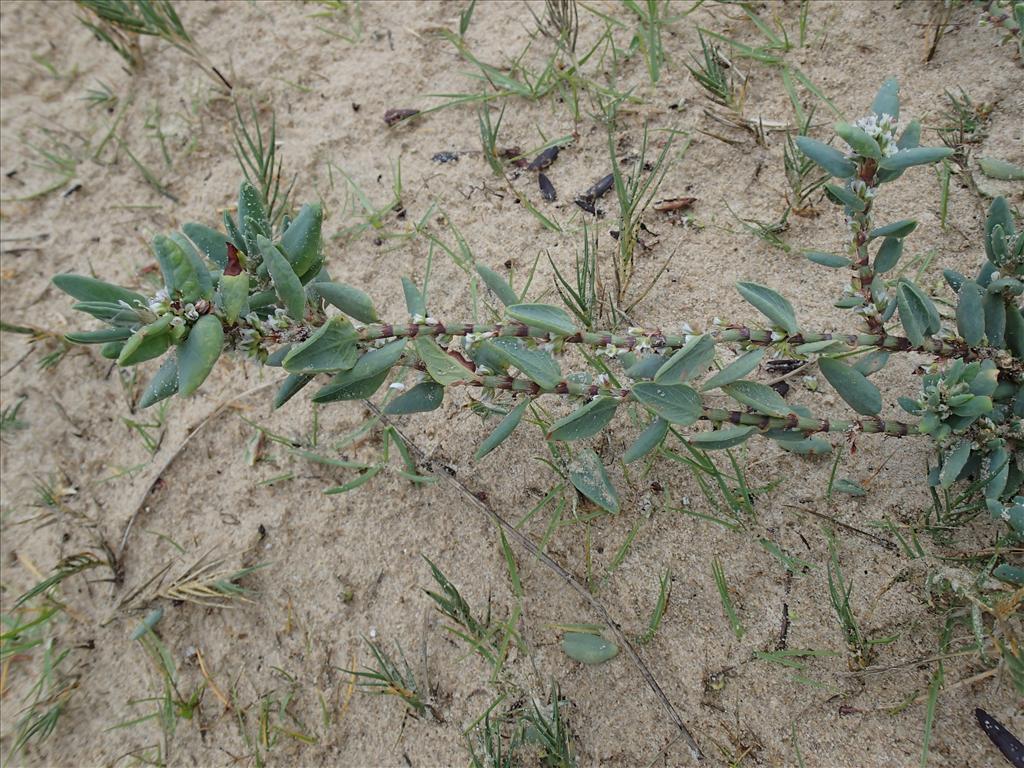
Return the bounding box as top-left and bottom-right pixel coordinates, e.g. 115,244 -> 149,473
1,1 -> 1022,766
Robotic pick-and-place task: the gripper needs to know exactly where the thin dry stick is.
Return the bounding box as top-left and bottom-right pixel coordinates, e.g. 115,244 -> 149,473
783,503 -> 897,552
116,379 -> 279,567
365,402 -> 704,763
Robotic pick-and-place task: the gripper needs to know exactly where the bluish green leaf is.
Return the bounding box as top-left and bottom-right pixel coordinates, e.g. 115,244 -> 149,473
562,632 -> 618,664
624,417 -> 668,463
1005,304 -> 1024,358
983,292 -> 1006,348
238,181 -> 269,255
940,441 -> 972,488
177,315 -> 223,396
568,448 -> 619,513
806,251 -> 851,268
655,334 -> 715,383
153,234 -> 203,303
871,77 -> 900,120
702,349 -> 766,391
873,237 -> 903,273
485,338 -> 561,390
222,211 -> 244,253
182,222 -> 228,269
835,122 -> 881,159
818,357 -> 882,415
475,400 -> 528,460
794,136 -> 856,178
65,326 -> 134,344
896,119 -> 920,150
956,281 -> 985,346
868,219 -> 917,240
723,380 -> 794,417
414,337 -> 471,384
833,478 -> 867,496
313,339 -> 407,403
985,197 -> 1014,264
385,380 -> 444,414
259,235 -> 306,319
688,425 -> 756,450
280,203 -> 323,278
770,432 -> 832,455
169,233 -> 213,300
736,282 -> 798,334
101,341 -> 124,359
794,339 -> 846,355
402,277 -> 426,317
625,353 -> 666,380
218,273 -> 249,325
273,374 -> 314,409
506,303 -> 577,336
632,382 -> 702,425
72,301 -> 142,325
547,397 -> 618,441
118,314 -> 172,366
825,183 -> 866,212
897,281 -> 938,346
52,274 -> 145,306
315,369 -> 389,403
852,350 -> 889,377
993,564 -> 1024,586
979,157 -> 1024,181
878,147 -> 953,172
283,315 -> 359,374
476,264 -> 518,306
139,354 -> 178,408
314,282 -> 378,324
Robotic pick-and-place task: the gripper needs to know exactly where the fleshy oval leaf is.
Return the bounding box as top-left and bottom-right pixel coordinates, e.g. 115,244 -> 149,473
547,397 -> 618,441
568,448 -> 619,514
177,315 -> 224,397
632,382 -> 702,426
818,357 -> 882,416
562,631 -> 618,664
736,282 -> 798,334
475,400 -> 529,460
506,303 -> 577,336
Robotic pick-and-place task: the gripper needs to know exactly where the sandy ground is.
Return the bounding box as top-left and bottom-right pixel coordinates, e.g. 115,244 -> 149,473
1,1 -> 1022,766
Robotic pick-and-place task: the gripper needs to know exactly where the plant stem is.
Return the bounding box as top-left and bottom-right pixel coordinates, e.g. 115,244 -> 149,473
463,374 -> 916,436
850,159 -> 884,335
355,320 -> 970,358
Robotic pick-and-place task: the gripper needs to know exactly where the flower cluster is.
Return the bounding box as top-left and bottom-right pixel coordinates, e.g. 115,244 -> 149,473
853,112 -> 899,157
236,308 -> 295,360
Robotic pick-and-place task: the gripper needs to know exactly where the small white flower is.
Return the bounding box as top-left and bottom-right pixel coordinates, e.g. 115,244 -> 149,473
680,321 -> 694,335
412,313 -> 426,324
595,373 -> 609,386
183,303 -> 199,321
389,382 -> 406,391
770,330 -> 785,342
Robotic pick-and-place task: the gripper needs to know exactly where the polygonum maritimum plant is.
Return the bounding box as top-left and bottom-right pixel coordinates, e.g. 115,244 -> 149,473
53,80 -> 1023,581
